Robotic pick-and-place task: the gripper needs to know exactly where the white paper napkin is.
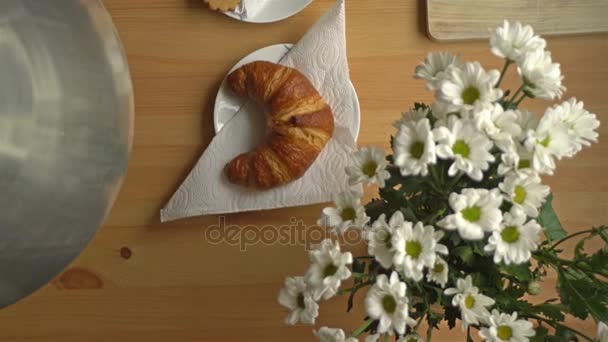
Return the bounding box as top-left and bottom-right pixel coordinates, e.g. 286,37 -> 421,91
161,0 -> 358,222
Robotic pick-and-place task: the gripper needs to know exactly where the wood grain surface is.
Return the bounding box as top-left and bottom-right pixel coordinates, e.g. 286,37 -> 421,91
0,0 -> 606,341
427,0 -> 608,41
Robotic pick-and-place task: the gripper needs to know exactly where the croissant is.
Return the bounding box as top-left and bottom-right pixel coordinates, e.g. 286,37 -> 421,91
224,61 -> 334,189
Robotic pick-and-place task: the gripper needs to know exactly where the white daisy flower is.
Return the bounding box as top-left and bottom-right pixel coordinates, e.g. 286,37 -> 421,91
525,112 -> 572,175
438,188 -> 503,240
444,275 -> 496,330
346,147 -> 391,188
393,118 -> 437,176
318,191 -> 369,234
497,141 -> 536,176
430,101 -> 461,126
434,116 -> 495,181
437,62 -> 503,112
598,322 -> 608,342
415,51 -> 460,90
364,272 -> 415,335
392,221 -> 448,281
366,212 -> 405,268
544,98 -> 600,156
393,107 -> 431,129
479,310 -> 535,342
315,327 -> 358,342
398,334 -> 423,342
426,256 -> 449,288
473,103 -> 522,149
305,239 -> 353,300
490,20 -> 546,63
518,49 -> 565,100
498,172 -> 549,217
364,334 -> 380,342
484,207 -> 541,265
277,276 -> 319,325
513,110 -> 539,140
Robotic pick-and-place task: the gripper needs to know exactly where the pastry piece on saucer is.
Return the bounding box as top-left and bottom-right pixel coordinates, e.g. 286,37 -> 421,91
204,0 -> 241,12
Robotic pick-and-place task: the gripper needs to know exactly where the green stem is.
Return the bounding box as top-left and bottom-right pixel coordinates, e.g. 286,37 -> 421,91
512,92 -> 527,108
426,324 -> 433,342
528,315 -> 594,342
466,326 -> 473,342
496,60 -> 512,88
509,84 -> 525,103
352,319 -> 375,338
549,229 -> 595,251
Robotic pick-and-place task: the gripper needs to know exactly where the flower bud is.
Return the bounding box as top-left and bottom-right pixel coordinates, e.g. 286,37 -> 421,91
527,280 -> 542,295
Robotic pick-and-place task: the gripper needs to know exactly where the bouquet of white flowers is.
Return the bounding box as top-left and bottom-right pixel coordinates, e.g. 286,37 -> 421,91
278,21 -> 606,342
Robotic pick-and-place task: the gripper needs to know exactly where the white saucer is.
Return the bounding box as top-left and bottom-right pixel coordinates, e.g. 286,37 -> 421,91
225,0 -> 313,23
213,44 -> 361,140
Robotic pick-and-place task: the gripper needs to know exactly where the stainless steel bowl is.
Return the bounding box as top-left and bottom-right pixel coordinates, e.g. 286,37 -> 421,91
0,0 -> 133,307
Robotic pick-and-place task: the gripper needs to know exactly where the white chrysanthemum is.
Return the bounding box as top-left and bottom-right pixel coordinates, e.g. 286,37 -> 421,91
444,275 -> 496,330
393,107 -> 431,129
598,322 -> 608,342
314,327 -> 358,342
518,49 -> 565,100
490,20 -> 546,63
365,272 -> 415,335
473,103 -> 522,149
318,191 -> 369,234
438,188 -> 503,240
393,118 -> 437,176
437,62 -> 503,112
544,98 -> 600,157
514,110 -> 539,139
484,207 -> 541,265
305,239 -> 353,300
415,51 -> 460,90
426,256 -> 449,288
498,141 -> 536,176
366,212 -> 405,268
364,334 -> 380,342
430,101 -> 461,126
346,147 -> 391,188
392,221 -> 448,281
398,334 -> 423,342
498,172 -> 549,217
479,310 -> 535,342
434,117 -> 495,181
278,276 -> 319,325
525,111 -> 572,175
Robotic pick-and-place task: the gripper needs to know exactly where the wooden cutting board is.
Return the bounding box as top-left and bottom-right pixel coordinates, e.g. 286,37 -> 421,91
427,0 -> 608,41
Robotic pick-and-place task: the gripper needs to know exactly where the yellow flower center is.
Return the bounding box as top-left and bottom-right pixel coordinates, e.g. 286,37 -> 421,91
513,185 -> 527,204
383,233 -> 393,249
405,240 -> 423,258
433,262 -> 445,273
464,295 -> 476,309
323,264 -> 338,277
382,295 -> 397,314
340,207 -> 356,221
362,161 -> 378,177
462,86 -> 481,105
517,159 -> 531,169
496,325 -> 513,340
501,226 -> 520,243
540,135 -> 551,147
452,140 -> 471,158
410,141 -> 425,159
461,206 -> 481,222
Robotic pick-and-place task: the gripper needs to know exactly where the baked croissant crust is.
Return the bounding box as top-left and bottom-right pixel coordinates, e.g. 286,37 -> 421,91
224,61 -> 334,189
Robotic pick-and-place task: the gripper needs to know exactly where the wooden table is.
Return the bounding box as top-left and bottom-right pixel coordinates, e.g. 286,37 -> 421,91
1,0 -> 606,341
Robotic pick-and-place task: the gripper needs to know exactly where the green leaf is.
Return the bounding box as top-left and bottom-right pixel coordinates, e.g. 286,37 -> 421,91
534,303 -> 565,321
558,270 -> 608,322
453,246 -> 474,266
500,263 -> 533,282
530,326 -> 549,342
444,305 -> 459,329
538,193 -> 567,242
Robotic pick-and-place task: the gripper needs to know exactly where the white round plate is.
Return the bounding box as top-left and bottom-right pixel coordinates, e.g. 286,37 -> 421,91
225,0 -> 313,23
214,44 -> 361,140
